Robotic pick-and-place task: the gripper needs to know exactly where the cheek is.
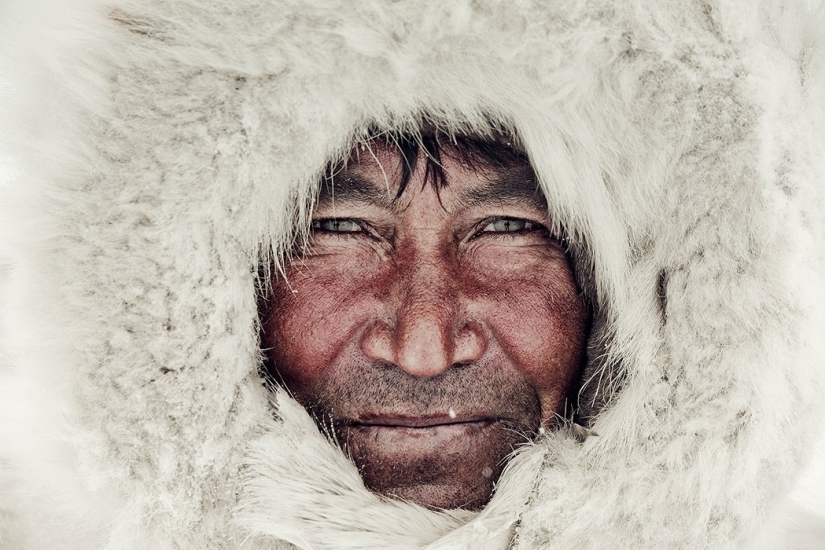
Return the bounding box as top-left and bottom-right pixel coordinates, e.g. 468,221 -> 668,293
467,250 -> 587,410
263,258 -> 385,395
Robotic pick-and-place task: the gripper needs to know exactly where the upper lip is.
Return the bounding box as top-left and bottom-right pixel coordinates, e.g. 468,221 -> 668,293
347,414 -> 493,428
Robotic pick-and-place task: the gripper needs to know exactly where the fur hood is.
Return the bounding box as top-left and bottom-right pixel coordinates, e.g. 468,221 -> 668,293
1,0 -> 825,548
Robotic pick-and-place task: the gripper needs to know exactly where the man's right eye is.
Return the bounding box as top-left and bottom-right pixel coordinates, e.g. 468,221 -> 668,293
311,219 -> 363,233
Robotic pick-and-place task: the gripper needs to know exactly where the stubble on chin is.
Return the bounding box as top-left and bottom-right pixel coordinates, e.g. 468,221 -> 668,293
291,359 -> 543,510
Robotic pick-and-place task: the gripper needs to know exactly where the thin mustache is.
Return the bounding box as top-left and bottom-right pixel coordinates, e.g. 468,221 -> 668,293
299,359 -> 543,435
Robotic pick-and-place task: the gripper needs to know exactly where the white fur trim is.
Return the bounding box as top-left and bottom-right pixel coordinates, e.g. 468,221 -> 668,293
1,0 -> 824,547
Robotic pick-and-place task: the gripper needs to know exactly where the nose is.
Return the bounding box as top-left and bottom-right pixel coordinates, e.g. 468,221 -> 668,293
361,262 -> 487,378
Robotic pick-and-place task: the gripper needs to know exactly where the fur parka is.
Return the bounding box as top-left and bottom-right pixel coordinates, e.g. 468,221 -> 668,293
1,0 -> 825,548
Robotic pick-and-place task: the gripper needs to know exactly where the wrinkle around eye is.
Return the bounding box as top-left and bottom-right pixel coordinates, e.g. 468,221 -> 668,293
461,241 -> 571,279
461,222 -> 568,270
302,228 -> 392,263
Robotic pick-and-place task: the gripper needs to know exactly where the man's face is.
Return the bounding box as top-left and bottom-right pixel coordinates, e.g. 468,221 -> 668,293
262,142 -> 588,510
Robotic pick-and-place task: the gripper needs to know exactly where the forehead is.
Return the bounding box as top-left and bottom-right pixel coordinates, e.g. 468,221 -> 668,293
317,139 -> 547,212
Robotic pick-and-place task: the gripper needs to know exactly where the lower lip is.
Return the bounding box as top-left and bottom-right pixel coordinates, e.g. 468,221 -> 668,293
345,420 -> 495,441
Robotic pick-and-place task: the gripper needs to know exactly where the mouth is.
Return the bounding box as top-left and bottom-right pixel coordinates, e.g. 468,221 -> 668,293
348,414 -> 495,429
336,414 -> 502,443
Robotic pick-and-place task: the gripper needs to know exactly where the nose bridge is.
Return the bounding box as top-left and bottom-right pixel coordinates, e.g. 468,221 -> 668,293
360,229 -> 488,377
402,242 -> 456,311
396,259 -> 461,328
392,250 -> 459,376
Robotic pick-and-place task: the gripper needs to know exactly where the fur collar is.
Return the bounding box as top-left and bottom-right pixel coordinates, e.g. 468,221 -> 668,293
236,392 -> 541,549
1,0 -> 825,547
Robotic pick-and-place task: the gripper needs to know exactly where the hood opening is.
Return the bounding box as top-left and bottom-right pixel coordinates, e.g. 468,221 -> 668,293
255,119 -> 617,437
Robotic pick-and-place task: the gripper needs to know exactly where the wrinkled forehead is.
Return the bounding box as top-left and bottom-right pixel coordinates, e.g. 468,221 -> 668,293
334,143 -> 407,199
318,135 -> 547,212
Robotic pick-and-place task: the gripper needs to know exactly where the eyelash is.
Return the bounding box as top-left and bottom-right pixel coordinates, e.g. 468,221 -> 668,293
312,218 -> 363,233
471,217 -> 549,240
311,216 -> 549,243
311,218 -> 376,242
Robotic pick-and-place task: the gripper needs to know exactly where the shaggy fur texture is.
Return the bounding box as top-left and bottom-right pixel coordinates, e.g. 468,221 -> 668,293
1,0 -> 825,548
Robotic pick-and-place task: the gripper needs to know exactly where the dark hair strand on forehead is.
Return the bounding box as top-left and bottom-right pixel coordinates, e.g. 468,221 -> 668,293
339,126 -> 530,200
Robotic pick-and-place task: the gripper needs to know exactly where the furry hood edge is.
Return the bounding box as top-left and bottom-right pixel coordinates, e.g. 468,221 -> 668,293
1,0 -> 825,548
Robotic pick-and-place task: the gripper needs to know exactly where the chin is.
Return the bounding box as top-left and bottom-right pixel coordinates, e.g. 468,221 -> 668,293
368,479 -> 494,511
336,418 -> 533,510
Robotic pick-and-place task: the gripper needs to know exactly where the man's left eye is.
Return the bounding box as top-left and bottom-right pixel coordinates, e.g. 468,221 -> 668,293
312,219 -> 362,233
480,218 -> 536,233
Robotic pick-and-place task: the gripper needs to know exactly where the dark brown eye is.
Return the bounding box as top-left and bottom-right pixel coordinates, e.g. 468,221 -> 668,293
312,219 -> 362,233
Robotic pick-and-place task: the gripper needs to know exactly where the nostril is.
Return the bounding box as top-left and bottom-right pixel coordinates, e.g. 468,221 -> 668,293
361,316 -> 488,378
453,320 -> 487,364
360,321 -> 396,364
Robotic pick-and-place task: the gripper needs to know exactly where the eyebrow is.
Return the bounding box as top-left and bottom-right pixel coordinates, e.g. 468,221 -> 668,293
316,166 -> 547,214
456,167 -> 547,213
317,174 -> 398,211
